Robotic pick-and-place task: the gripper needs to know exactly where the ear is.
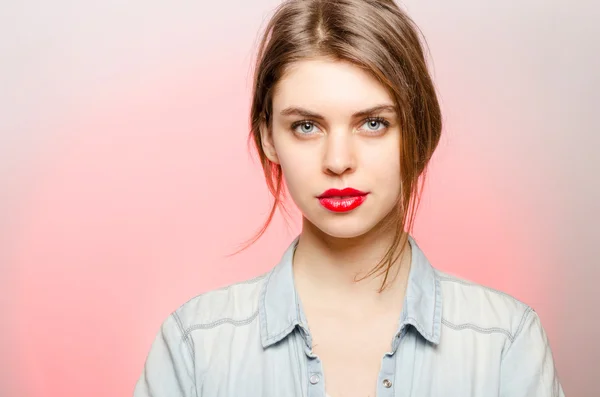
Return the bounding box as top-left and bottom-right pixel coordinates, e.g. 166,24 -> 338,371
260,119 -> 280,164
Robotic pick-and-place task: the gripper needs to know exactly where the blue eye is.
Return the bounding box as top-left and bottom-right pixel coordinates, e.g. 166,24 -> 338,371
292,121 -> 320,135
299,122 -> 315,133
291,117 -> 390,136
361,117 -> 389,132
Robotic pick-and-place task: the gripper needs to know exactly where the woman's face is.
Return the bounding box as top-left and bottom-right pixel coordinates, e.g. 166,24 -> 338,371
261,58 -> 401,239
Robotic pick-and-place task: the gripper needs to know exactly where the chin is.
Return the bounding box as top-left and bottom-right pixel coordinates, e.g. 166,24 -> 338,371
305,212 -> 378,240
318,226 -> 367,239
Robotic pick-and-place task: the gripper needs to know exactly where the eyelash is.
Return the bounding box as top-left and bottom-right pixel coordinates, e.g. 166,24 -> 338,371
290,117 -> 391,136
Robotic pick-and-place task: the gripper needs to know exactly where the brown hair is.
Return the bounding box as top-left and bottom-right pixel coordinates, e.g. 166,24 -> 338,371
238,0 -> 442,291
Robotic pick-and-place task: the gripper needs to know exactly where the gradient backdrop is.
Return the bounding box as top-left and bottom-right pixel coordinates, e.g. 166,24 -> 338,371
1,0 -> 598,396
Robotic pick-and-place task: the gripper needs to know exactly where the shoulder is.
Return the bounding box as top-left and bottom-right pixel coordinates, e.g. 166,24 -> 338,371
435,269 -> 533,342
170,272 -> 269,335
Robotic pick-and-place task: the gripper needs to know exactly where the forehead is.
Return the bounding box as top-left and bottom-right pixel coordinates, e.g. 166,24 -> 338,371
272,58 -> 394,113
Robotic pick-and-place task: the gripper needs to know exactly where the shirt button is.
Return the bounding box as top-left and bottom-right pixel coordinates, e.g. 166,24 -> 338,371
309,374 -> 320,384
383,379 -> 393,388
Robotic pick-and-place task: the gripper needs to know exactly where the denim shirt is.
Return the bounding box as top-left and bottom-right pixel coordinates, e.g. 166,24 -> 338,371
134,235 -> 565,397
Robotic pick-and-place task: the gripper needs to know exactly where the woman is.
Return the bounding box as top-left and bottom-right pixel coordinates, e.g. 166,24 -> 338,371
134,0 -> 564,396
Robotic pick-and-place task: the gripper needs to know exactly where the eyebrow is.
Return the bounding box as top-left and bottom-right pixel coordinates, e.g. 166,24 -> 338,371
279,104 -> 396,120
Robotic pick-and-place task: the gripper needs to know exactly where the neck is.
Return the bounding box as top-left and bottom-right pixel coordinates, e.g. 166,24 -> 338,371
292,217 -> 412,309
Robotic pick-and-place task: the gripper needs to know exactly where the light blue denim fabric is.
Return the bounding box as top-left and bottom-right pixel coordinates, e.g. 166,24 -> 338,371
134,235 -> 565,396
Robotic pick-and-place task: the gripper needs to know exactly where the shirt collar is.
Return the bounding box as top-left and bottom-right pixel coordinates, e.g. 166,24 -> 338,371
258,234 -> 442,349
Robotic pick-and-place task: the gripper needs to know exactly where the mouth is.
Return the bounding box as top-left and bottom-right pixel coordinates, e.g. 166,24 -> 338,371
317,188 -> 369,213
317,187 -> 368,199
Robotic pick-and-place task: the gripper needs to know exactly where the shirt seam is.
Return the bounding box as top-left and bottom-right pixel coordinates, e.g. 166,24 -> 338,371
432,275 -> 442,342
437,275 -> 526,305
502,306 -> 534,361
175,274 -> 267,313
441,318 -> 515,342
431,268 -> 437,337
259,267 -> 275,344
172,311 -> 198,397
181,309 -> 260,339
174,311 -> 196,361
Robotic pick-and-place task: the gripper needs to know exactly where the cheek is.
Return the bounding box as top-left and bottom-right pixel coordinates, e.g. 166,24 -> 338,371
277,147 -> 318,195
364,142 -> 400,173
362,147 -> 401,197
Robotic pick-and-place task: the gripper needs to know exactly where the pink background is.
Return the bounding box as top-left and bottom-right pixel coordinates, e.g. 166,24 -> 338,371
2,1 -> 598,396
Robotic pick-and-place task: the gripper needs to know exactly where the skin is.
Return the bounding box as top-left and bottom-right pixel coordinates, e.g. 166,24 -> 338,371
260,58 -> 413,397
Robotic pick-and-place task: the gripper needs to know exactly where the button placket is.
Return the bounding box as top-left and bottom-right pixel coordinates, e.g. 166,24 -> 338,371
378,352 -> 397,395
306,353 -> 325,397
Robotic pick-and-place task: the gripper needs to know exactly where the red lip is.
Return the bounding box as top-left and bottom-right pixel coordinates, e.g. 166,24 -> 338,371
317,187 -> 368,198
317,187 -> 369,213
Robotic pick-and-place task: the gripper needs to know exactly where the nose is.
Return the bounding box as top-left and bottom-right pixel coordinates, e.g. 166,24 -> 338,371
322,130 -> 356,176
